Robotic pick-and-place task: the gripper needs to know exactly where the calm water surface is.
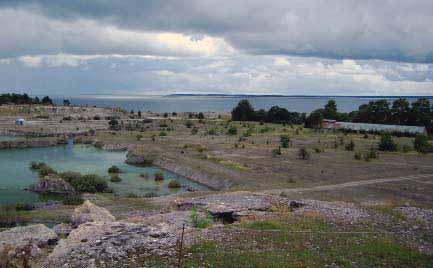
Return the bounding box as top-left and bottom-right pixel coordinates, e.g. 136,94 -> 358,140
0,143 -> 207,205
54,96 -> 433,113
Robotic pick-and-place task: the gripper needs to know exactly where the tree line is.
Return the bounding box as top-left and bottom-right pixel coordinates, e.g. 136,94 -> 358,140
0,93 -> 53,105
232,98 -> 433,133
231,100 -> 306,124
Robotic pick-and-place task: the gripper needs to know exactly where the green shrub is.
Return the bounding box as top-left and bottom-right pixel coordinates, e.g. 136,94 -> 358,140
110,174 -> 122,182
191,127 -> 199,135
59,171 -> 82,183
0,206 -> 18,228
94,141 -> 104,149
298,147 -> 310,160
354,150 -> 363,160
345,140 -> 355,151
185,120 -> 194,128
190,207 -> 212,228
272,147 -> 281,157
280,135 -> 290,148
168,179 -> 181,188
227,126 -> 238,135
159,131 -> 167,137
401,144 -> 412,153
107,165 -> 122,173
62,194 -> 84,205
414,134 -> 433,154
378,133 -> 397,151
66,174 -> 109,193
154,170 -> 164,181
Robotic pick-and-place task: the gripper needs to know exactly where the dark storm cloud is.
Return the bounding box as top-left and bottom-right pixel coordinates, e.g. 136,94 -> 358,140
1,0 -> 433,62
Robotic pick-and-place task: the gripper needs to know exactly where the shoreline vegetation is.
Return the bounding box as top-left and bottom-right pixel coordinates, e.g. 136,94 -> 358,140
1,92 -> 433,267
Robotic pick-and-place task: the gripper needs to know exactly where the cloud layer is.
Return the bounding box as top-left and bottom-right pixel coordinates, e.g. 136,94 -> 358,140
0,1 -> 432,95
2,1 -> 433,62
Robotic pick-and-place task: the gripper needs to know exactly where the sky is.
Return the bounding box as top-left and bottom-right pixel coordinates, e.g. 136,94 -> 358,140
0,1 -> 433,96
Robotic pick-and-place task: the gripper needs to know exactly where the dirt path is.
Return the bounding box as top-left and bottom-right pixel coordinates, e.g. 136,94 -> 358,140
264,173 -> 433,195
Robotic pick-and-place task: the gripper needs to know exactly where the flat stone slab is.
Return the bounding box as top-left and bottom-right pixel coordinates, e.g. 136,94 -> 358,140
45,221 -> 177,268
0,224 -> 58,254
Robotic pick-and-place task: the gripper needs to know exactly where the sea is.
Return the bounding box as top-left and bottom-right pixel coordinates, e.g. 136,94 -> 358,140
53,95 -> 433,114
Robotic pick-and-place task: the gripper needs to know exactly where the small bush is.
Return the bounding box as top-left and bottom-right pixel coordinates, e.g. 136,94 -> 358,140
191,127 -> 199,135
345,140 -> 355,151
94,141 -> 104,149
185,121 -> 194,128
414,134 -> 433,154
107,165 -> 122,174
190,207 -> 212,228
154,170 -> 164,181
159,131 -> 167,137
67,174 -> 109,193
378,133 -> 397,151
62,194 -> 84,205
59,171 -> 82,183
280,135 -> 290,148
39,166 -> 56,177
354,150 -> 363,160
110,174 -> 122,182
272,147 -> 281,157
0,206 -> 18,228
227,126 -> 238,135
168,179 -> 181,188
298,147 -> 310,160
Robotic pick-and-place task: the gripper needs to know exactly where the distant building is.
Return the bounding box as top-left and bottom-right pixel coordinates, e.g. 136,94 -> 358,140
15,118 -> 25,126
322,119 -> 426,135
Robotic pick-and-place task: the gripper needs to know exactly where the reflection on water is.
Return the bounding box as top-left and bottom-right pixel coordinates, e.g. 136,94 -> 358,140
0,144 -> 207,205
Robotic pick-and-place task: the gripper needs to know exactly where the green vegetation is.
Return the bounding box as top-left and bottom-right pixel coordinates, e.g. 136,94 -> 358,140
154,170 -> 164,181
227,126 -> 238,135
107,165 -> 122,174
159,131 -> 167,137
379,133 -> 397,151
231,99 -> 305,124
167,179 -> 181,188
62,194 -> 84,205
279,134 -> 290,148
345,140 -> 355,151
414,134 -> 433,153
58,172 -> 109,193
110,174 -> 122,182
29,161 -> 57,177
298,147 -> 310,160
232,98 -> 433,134
0,93 -> 52,105
190,207 -> 212,228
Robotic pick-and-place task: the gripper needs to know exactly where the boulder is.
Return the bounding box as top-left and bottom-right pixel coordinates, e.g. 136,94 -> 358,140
0,224 -> 58,257
52,223 -> 73,238
125,151 -> 155,166
44,221 -> 176,268
71,200 -> 115,227
31,175 -> 75,195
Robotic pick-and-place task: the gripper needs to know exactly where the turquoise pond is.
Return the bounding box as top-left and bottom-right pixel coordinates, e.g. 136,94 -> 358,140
0,142 -> 207,205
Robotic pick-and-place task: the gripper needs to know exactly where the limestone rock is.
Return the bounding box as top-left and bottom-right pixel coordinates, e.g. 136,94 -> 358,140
125,151 -> 155,166
31,175 -> 75,195
53,223 -> 73,237
71,200 -> 115,227
0,224 -> 58,256
44,221 -> 176,268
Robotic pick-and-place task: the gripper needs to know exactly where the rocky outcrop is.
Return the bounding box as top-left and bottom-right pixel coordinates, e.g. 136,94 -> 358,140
52,223 -> 73,238
71,200 -> 115,227
0,138 -> 67,150
154,158 -> 230,190
125,151 -> 155,166
102,143 -> 132,151
0,224 -> 58,257
44,221 -> 176,268
30,175 -> 75,195
175,192 -> 277,222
